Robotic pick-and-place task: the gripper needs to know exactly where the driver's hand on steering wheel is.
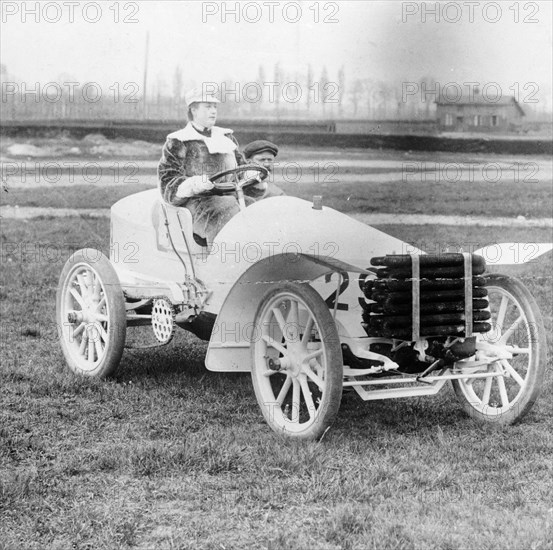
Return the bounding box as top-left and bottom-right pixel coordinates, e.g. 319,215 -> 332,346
243,169 -> 266,189
243,169 -> 261,180
176,175 -> 214,198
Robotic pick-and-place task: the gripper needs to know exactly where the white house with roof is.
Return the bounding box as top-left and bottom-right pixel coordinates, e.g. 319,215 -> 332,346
436,89 -> 525,132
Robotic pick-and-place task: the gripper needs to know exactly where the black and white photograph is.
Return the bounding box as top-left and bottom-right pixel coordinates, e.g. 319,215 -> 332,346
1,1 -> 552,547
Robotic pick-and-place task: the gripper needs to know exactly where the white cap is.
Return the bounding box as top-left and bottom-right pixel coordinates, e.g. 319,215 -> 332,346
185,88 -> 220,107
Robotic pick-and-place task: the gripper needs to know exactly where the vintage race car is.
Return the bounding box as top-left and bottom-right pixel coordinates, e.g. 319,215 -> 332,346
56,166 -> 551,439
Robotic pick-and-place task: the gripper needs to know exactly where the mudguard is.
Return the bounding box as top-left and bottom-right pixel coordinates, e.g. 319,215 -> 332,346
201,196 -> 422,372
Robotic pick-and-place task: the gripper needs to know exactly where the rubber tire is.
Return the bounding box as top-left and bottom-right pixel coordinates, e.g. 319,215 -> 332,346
56,248 -> 126,377
451,273 -> 546,424
251,283 -> 343,440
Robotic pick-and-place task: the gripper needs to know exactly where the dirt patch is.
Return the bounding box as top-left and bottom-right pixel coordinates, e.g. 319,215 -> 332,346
1,133 -> 160,160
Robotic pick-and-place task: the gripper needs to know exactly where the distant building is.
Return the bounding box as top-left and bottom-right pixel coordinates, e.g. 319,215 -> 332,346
436,90 -> 525,132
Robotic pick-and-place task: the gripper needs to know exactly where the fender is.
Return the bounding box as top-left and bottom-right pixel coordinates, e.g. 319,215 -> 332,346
204,253 -> 368,372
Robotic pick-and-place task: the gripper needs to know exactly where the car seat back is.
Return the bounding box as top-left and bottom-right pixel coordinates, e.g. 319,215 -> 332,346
154,197 -> 208,257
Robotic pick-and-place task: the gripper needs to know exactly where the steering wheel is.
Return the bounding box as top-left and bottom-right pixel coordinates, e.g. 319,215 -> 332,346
209,165 -> 269,193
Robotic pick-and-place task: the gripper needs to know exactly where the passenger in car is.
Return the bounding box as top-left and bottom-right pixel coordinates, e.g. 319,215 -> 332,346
242,140 -> 286,200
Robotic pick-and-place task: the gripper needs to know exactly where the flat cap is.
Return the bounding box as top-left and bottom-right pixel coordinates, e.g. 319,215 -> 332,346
243,140 -> 279,159
185,88 -> 220,107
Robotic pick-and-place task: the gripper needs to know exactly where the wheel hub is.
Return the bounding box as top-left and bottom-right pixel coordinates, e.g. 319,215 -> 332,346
265,352 -> 309,377
289,349 -> 307,377
68,308 -> 99,324
67,311 -> 83,324
68,297 -> 102,324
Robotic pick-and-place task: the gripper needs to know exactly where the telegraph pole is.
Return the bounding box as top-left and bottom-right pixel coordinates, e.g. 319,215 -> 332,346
143,31 -> 150,119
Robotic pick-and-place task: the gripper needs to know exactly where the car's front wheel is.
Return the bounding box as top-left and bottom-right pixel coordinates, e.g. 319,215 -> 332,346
452,274 -> 546,424
56,249 -> 126,377
251,283 -> 343,439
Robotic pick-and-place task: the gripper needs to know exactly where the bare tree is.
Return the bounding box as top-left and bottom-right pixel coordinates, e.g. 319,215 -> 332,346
393,83 -> 404,120
250,64 -> 266,116
338,65 -> 345,118
274,62 -> 281,118
420,75 -> 437,120
350,79 -> 364,117
154,74 -> 167,118
173,65 -> 184,118
306,64 -> 313,113
362,79 -> 376,119
320,66 -> 329,116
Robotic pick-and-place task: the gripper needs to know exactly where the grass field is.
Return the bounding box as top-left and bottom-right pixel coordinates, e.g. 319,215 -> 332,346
3,178 -> 552,219
1,150 -> 553,549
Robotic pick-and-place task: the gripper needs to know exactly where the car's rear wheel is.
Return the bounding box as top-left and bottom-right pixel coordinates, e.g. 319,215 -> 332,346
56,249 -> 126,377
452,274 -> 546,424
251,283 -> 343,439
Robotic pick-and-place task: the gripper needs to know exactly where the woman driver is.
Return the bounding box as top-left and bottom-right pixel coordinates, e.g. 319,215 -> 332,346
158,88 -> 251,245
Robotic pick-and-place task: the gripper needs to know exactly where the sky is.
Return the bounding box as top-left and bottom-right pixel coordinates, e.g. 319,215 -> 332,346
1,1 -> 552,106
